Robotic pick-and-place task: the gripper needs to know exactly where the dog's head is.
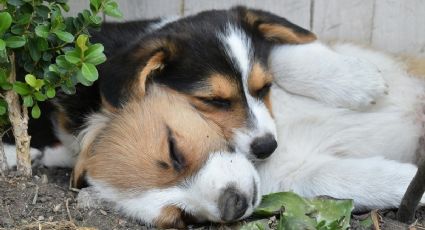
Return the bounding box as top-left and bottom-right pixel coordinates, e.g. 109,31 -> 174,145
98,6 -> 316,160
72,85 -> 261,228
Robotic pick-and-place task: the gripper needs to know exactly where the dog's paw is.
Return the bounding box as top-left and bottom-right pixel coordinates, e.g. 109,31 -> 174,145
330,56 -> 388,110
3,144 -> 42,168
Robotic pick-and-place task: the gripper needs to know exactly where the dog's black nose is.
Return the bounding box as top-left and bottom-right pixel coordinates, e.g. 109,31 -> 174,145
218,187 -> 248,222
250,134 -> 277,159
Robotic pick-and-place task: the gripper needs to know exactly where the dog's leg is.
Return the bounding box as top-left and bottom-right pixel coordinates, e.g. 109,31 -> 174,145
4,144 -> 42,168
269,42 -> 388,110
4,143 -> 76,168
284,155 -> 421,211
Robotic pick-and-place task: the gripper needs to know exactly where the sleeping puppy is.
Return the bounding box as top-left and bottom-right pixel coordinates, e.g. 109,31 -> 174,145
69,44 -> 425,227
259,43 -> 425,210
48,6 -> 319,162
72,84 -> 261,228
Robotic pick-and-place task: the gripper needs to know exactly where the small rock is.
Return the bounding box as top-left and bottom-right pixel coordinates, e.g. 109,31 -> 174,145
48,216 -> 54,222
99,209 -> 107,216
118,219 -> 126,226
76,187 -> 102,209
41,174 -> 48,184
39,197 -> 47,203
53,203 -> 62,212
38,216 -> 44,221
34,175 -> 40,181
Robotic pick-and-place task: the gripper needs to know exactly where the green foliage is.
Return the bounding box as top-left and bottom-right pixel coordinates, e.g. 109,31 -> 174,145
241,192 -> 354,230
0,0 -> 122,124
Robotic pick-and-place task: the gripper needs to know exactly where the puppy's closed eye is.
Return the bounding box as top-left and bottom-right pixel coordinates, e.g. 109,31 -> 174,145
167,128 -> 186,172
256,83 -> 272,99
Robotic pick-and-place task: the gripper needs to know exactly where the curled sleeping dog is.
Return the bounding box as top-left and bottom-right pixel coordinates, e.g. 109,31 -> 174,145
74,44 -> 425,227
70,43 -> 424,227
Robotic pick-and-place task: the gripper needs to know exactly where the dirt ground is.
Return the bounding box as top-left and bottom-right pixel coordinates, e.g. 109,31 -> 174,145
1,167 -> 425,230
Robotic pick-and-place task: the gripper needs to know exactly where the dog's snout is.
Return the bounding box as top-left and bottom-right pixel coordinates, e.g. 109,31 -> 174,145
250,134 -> 278,159
218,187 -> 248,222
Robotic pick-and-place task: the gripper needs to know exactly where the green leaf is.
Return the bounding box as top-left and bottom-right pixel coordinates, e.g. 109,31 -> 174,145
76,70 -> 93,86
28,39 -> 41,62
23,95 -> 34,107
7,0 -> 24,6
5,36 -> 26,48
85,53 -> 106,65
85,44 -> 106,65
65,50 -> 82,64
11,24 -> 25,35
35,24 -> 50,38
0,82 -> 12,90
81,62 -> 98,81
61,81 -> 76,95
76,34 -> 88,52
25,74 -> 37,87
16,13 -> 31,25
46,87 -> 56,98
31,103 -> 41,119
35,5 -> 50,18
85,43 -> 104,58
13,82 -> 31,95
36,37 -> 48,51
89,15 -> 102,25
34,91 -> 47,101
0,12 -> 12,34
90,0 -> 101,11
0,39 -> 5,51
0,105 -> 6,115
251,192 -> 353,230
53,30 -> 74,43
104,1 -> 123,18
56,55 -> 74,69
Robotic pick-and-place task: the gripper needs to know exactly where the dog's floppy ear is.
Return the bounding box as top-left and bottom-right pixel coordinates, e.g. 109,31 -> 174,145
99,37 -> 178,111
233,6 -> 317,44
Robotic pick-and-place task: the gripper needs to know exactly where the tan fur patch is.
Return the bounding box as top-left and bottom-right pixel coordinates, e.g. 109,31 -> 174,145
75,86 -> 226,191
55,110 -> 72,133
154,206 -> 185,229
258,23 -> 317,44
248,63 -> 273,95
401,56 -> 425,79
188,74 -> 247,139
101,95 -> 118,113
208,74 -> 239,99
135,51 -> 166,97
248,63 -> 274,115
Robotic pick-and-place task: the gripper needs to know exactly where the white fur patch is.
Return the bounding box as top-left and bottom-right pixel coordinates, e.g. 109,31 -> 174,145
220,24 -> 277,157
88,152 -> 260,225
4,144 -> 42,168
148,16 -> 180,32
269,41 -> 388,110
259,42 -> 425,210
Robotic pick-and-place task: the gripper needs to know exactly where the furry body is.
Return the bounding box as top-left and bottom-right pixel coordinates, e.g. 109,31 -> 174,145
260,42 -> 425,210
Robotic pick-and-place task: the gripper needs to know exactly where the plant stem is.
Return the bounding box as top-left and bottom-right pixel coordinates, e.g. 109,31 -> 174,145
397,136 -> 425,223
4,53 -> 32,177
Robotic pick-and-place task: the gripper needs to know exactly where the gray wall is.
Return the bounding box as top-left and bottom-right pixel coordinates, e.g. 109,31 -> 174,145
67,0 -> 425,57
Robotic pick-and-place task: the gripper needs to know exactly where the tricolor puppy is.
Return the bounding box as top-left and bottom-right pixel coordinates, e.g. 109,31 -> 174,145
72,85 -> 261,228
50,6 -> 319,161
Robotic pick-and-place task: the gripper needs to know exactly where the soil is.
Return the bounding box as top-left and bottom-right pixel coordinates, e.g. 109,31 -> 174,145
1,167 -> 425,230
